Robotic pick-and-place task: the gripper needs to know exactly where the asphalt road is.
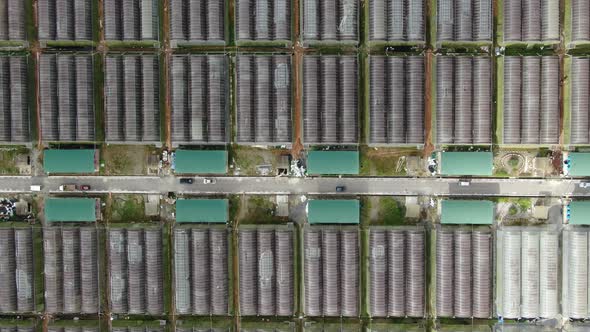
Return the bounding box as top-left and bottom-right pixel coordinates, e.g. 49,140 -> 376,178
4,176 -> 588,197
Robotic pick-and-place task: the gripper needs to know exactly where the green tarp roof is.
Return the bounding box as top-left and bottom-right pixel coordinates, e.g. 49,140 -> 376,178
44,149 -> 96,174
175,150 -> 227,174
307,151 -> 359,175
308,199 -> 360,224
441,200 -> 494,224
441,152 -> 493,176
569,201 -> 590,225
45,198 -> 96,222
176,199 -> 228,223
568,153 -> 590,177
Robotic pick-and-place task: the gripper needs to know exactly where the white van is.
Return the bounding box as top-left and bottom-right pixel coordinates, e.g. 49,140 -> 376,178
30,185 -> 42,192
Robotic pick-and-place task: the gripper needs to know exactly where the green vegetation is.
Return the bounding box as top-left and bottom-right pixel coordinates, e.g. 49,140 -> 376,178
360,146 -> 417,176
508,205 -> 518,216
239,196 -> 284,224
102,145 -> 150,175
0,147 -> 29,174
378,197 -> 406,225
109,195 -> 146,222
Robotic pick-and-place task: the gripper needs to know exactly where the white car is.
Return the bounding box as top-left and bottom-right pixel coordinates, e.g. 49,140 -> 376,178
580,182 -> 590,188
203,178 -> 216,184
459,180 -> 471,187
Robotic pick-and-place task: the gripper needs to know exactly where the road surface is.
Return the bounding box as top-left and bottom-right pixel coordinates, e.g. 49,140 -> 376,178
4,175 -> 588,197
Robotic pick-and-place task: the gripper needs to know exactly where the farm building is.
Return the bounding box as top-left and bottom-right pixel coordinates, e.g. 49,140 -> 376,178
303,225 -> 359,317
306,151 -> 359,175
307,199 -> 360,224
440,152 -> 493,177
569,201 -> 590,224
504,0 -> 559,42
48,327 -> 99,332
370,56 -> 424,144
44,149 -> 97,174
572,0 -> 590,42
368,228 -> 426,318
435,227 -> 492,318
43,226 -> 99,314
169,0 -> 225,45
174,225 -> 229,315
0,56 -> 30,143
236,55 -> 292,144
303,56 -> 358,144
302,0 -> 358,42
170,55 -> 228,144
39,54 -> 95,142
175,199 -> 228,223
437,0 -> 491,42
45,198 -> 97,223
0,0 -> 25,41
174,150 -> 227,174
104,0 -> 158,41
0,227 -> 35,313
108,228 -> 164,315
105,54 -> 160,143
112,327 -> 163,332
38,0 -> 92,41
236,0 -> 291,41
369,0 -> 424,42
238,226 -> 294,316
497,228 -> 559,319
441,200 -> 494,224
437,56 -> 492,144
563,227 -> 590,319
503,56 -> 560,145
570,58 -> 590,144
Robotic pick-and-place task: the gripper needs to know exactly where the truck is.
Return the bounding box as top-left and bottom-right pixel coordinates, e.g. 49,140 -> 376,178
59,184 -> 77,191
59,184 -> 91,191
30,185 -> 42,192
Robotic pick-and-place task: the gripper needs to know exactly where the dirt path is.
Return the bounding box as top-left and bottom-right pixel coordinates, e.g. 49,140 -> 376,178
161,0 -> 172,149
422,50 -> 434,157
290,0 -> 304,159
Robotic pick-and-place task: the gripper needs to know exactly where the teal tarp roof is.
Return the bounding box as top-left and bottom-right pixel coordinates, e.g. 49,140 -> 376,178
308,199 -> 360,224
568,153 -> 590,177
441,200 -> 494,224
176,199 -> 229,223
307,151 -> 359,175
44,149 -> 96,174
175,150 -> 227,174
45,198 -> 96,222
569,201 -> 590,225
441,152 -> 493,176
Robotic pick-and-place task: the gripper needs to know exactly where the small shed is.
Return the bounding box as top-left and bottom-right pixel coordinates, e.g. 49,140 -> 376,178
44,149 -> 96,174
307,151 -> 359,175
174,150 -> 228,174
45,198 -> 97,222
440,152 -> 493,176
441,200 -> 494,225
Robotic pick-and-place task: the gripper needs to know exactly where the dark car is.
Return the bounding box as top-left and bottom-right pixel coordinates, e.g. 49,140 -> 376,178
179,178 -> 194,184
336,186 -> 346,192
77,184 -> 91,191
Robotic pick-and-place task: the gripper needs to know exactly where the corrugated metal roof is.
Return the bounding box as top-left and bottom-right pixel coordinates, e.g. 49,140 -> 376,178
174,150 -> 227,174
568,153 -> 590,177
308,199 -> 360,224
440,152 -> 493,176
44,149 -> 96,174
307,151 -> 359,175
569,201 -> 590,225
441,200 -> 494,224
45,198 -> 96,222
176,199 -> 228,223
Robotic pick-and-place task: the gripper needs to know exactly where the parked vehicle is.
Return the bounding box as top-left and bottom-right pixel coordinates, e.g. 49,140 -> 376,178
459,180 -> 471,187
180,178 -> 194,184
59,184 -> 90,191
580,182 -> 590,188
203,178 -> 216,184
336,186 -> 346,192
30,185 -> 41,192
59,184 -> 77,191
